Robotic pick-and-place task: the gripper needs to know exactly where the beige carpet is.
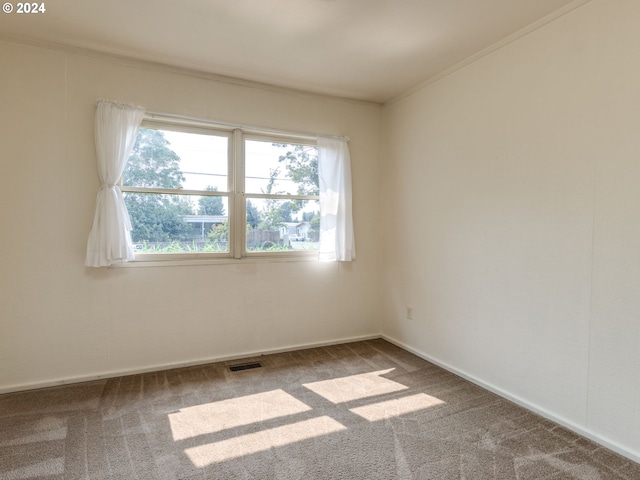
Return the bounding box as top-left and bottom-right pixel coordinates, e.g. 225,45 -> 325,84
1,339 -> 639,479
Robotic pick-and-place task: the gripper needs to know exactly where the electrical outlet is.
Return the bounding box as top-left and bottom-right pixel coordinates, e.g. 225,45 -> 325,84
406,305 -> 413,320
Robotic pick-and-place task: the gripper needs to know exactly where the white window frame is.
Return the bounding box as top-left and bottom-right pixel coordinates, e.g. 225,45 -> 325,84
121,117 -> 320,263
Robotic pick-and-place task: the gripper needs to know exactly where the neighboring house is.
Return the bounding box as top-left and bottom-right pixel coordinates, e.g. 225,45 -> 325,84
183,215 -> 228,239
281,222 -> 311,241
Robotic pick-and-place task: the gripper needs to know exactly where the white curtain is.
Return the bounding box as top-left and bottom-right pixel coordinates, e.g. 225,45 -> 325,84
85,99 -> 145,267
317,136 -> 356,262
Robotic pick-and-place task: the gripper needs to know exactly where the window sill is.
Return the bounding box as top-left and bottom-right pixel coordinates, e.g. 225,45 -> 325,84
111,253 -> 319,268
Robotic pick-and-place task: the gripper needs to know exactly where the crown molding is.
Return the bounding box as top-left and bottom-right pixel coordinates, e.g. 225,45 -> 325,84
386,0 -> 592,106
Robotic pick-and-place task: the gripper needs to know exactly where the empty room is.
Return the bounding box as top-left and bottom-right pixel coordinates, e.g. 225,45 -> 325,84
1,0 -> 640,478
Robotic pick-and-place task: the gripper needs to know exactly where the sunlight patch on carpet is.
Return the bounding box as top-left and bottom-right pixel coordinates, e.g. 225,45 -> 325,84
303,368 -> 407,403
184,416 -> 347,466
1,458 -> 64,480
350,393 -> 445,421
0,416 -> 67,447
169,389 -> 312,441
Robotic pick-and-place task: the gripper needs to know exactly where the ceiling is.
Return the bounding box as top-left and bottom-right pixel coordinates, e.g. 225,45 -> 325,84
0,0 -> 581,103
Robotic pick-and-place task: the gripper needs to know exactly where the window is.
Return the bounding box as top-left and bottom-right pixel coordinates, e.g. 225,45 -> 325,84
243,137 -> 320,254
121,120 -> 320,261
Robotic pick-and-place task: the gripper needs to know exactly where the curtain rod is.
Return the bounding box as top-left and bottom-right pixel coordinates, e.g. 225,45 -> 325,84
145,110 -> 349,142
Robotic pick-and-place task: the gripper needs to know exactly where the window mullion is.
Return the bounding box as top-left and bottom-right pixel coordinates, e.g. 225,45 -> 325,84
122,186 -> 226,196
232,129 -> 245,259
244,193 -> 319,201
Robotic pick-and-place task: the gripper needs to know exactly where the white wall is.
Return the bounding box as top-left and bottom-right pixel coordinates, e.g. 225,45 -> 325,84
382,0 -> 640,462
0,41 -> 382,392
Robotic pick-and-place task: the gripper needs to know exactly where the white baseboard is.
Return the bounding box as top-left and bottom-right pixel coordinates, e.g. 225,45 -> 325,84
0,334 -> 381,395
381,334 -> 640,466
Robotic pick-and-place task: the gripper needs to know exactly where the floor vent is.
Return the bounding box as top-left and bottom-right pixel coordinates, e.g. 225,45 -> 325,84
229,362 -> 263,372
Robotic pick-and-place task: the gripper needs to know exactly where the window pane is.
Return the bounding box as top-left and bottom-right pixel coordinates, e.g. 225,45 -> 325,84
125,193 -> 229,253
246,198 -> 319,252
124,128 -> 228,192
245,140 -> 318,195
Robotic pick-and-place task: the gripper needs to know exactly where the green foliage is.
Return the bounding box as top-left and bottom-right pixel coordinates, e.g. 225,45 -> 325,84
207,221 -> 228,244
124,129 -> 184,188
274,143 -> 319,196
246,244 -> 292,252
303,211 -> 321,241
123,129 -> 195,243
254,143 -> 320,235
271,143 -> 319,214
125,193 -> 194,243
134,240 -> 227,253
246,200 -> 260,229
198,186 -> 225,215
258,199 -> 289,231
278,202 -> 293,223
309,214 -> 320,230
